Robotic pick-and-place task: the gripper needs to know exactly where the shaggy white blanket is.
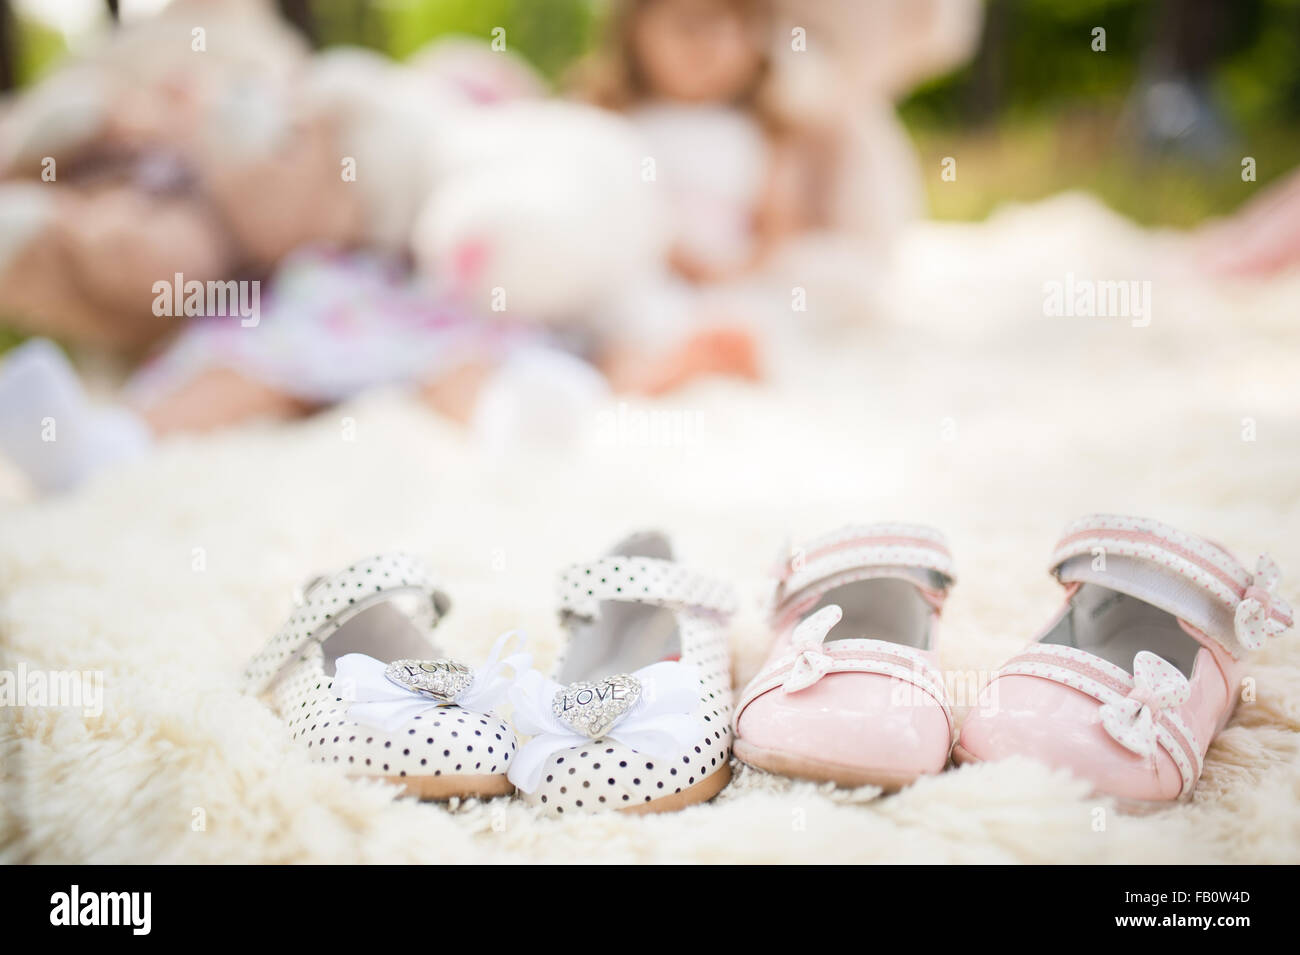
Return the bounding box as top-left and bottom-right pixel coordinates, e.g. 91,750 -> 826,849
2,194 -> 1298,863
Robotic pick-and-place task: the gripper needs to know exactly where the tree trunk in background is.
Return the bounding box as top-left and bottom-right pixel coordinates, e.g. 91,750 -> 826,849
966,0 -> 1011,127
278,0 -> 319,48
1149,0 -> 1227,78
0,0 -> 13,91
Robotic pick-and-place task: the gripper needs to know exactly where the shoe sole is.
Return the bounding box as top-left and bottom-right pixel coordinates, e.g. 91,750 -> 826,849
949,741 -> 979,767
620,762 -> 732,814
371,773 -> 515,801
950,742 -> 1175,814
370,765 -> 730,810
734,739 -> 925,792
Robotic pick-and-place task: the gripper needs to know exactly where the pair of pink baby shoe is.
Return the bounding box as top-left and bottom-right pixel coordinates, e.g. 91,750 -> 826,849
734,515 -> 1293,806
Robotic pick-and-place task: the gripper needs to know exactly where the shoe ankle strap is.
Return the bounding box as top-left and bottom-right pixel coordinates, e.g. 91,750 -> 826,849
1049,514 -> 1293,659
770,523 -> 955,630
242,553 -> 450,695
557,555 -> 736,623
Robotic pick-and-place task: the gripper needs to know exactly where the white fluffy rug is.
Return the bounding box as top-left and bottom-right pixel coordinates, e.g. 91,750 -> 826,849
3,194 -> 1299,863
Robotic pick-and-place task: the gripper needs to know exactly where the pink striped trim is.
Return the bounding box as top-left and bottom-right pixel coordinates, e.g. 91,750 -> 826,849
1056,527 -> 1247,602
801,534 -> 953,565
771,566 -> 948,631
759,646 -> 946,694
737,646 -> 951,729
772,529 -> 954,625
1007,651 -> 1129,695
1057,515 -> 1247,578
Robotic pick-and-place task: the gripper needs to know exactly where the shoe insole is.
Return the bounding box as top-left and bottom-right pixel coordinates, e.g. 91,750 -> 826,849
805,577 -> 933,651
1041,584 -> 1201,676
557,600 -> 681,684
322,599 -> 439,677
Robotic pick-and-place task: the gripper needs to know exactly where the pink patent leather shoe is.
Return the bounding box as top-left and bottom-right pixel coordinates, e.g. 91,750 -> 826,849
733,524 -> 957,790
956,514 -> 1294,807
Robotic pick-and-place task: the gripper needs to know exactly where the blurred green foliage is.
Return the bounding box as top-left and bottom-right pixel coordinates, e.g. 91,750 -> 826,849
910,119 -> 1300,226
312,0 -> 596,81
902,0 -> 1300,126
13,15 -> 67,85
900,0 -> 1300,224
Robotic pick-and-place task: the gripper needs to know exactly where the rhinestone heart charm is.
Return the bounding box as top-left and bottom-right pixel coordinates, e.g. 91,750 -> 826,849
552,674 -> 642,739
385,659 -> 473,703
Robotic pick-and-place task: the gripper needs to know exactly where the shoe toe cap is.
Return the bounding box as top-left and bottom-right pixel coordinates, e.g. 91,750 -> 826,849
518,728 -> 732,814
959,674 -> 1186,802
737,671 -> 952,778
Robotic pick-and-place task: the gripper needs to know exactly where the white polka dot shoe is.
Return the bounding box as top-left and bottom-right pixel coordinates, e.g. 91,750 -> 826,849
956,515 -> 1295,806
506,531 -> 737,815
243,553 -> 528,800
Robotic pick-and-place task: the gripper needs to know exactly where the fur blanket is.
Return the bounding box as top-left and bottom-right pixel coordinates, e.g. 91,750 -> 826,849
2,194 -> 1298,863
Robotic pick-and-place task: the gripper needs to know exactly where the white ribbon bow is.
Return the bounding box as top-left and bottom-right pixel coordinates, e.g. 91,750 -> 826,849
1234,554 -> 1293,651
506,660 -> 702,794
782,605 -> 842,693
334,631 -> 532,733
1099,651 -> 1191,758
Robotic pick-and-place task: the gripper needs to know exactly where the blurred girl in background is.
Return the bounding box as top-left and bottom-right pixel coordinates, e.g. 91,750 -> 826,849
575,0 -> 833,284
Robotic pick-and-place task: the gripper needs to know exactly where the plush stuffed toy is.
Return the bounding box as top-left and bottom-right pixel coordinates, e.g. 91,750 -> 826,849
295,38 -> 549,256
0,0 -> 308,350
411,98 -> 668,338
0,2 -> 564,354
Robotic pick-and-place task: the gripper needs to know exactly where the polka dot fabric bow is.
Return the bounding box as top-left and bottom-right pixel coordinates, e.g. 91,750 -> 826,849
334,631 -> 531,732
782,605 -> 841,694
506,661 -> 704,794
1234,554 -> 1294,651
1099,651 -> 1192,759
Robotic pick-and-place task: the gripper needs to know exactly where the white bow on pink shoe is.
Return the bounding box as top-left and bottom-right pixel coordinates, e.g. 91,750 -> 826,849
782,605 -> 842,694
1098,652 -> 1192,759
958,514 -> 1296,805
1234,555 -> 1294,651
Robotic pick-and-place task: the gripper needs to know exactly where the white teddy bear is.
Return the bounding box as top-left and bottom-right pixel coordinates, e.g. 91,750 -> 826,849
412,98 -> 669,341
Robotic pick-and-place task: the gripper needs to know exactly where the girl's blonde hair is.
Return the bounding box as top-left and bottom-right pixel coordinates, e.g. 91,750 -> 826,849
570,0 -> 792,132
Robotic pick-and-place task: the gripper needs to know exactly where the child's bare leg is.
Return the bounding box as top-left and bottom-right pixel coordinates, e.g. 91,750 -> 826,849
602,326 -> 761,396
418,361 -> 496,424
134,367 -> 312,436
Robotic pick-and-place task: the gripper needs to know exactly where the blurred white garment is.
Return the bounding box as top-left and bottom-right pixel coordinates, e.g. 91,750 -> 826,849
0,339 -> 150,493
472,346 -> 611,457
629,103 -> 768,275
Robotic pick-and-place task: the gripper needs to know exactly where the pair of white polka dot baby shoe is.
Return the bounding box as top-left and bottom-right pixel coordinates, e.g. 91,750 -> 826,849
242,533 -> 737,815
732,516 -> 1294,808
